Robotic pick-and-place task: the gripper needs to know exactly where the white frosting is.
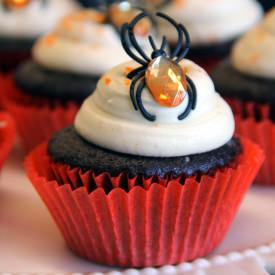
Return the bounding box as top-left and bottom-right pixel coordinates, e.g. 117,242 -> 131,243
0,0 -> 78,38
33,10 -> 156,76
160,0 -> 263,45
232,8 -> 275,79
75,60 -> 235,157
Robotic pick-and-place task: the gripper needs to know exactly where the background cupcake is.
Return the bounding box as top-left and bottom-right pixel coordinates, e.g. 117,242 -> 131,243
160,0 -> 263,72
257,0 -> 275,11
25,12 -> 264,268
0,112 -> 15,171
0,0 -> 78,72
211,9 -> 275,185
2,7 -> 159,152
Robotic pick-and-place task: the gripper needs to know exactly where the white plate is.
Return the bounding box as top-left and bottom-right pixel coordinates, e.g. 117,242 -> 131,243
0,143 -> 275,275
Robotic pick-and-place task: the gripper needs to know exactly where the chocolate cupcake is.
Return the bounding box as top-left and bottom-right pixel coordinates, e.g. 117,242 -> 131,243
0,0 -> 78,72
211,8 -> 275,185
159,0 -> 263,72
257,0 -> 275,11
25,12 -> 264,267
3,7 -> 157,151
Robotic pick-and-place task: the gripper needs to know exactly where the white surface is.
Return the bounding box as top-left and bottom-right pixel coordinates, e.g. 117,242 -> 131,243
0,143 -> 275,274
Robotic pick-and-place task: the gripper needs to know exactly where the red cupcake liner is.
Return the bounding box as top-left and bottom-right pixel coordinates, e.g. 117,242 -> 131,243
25,137 -> 264,267
0,112 -> 16,170
2,75 -> 79,152
227,98 -> 275,185
0,74 -> 6,109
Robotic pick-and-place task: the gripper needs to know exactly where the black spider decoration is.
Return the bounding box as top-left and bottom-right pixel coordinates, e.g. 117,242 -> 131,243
2,0 -> 47,11
121,12 -> 197,122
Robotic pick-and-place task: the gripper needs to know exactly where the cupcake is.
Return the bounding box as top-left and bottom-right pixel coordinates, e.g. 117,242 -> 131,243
0,112 -> 16,171
211,9 -> 275,185
159,0 -> 263,72
257,0 -> 275,12
3,7 -> 156,152
0,0 -> 78,72
25,12 -> 264,267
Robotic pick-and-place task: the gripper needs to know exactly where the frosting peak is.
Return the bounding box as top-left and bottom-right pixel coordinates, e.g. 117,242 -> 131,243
160,0 -> 262,45
75,60 -> 235,157
232,8 -> 275,79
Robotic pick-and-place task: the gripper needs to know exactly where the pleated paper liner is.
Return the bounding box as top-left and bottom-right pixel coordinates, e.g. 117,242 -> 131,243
227,98 -> 275,185
0,74 -> 6,109
0,112 -> 16,170
2,74 -> 79,152
25,137 -> 264,268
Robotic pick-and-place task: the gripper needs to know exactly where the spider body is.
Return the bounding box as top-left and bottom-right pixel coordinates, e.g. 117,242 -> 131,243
146,56 -> 187,108
121,12 -> 197,122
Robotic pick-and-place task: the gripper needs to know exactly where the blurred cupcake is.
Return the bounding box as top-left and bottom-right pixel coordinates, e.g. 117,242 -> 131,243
211,9 -> 275,185
0,112 -> 16,171
257,0 -> 275,12
0,0 -> 78,72
25,12 -> 264,268
3,7 -> 156,152
160,0 -> 263,72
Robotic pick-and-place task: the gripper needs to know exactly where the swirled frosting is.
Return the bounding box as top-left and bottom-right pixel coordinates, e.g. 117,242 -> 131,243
33,10 -> 154,76
75,60 -> 235,157
0,0 -> 78,38
232,8 -> 275,79
160,0 -> 263,45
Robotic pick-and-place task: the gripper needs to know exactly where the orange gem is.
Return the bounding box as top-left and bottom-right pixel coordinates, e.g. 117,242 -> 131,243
145,57 -> 187,107
3,0 -> 31,9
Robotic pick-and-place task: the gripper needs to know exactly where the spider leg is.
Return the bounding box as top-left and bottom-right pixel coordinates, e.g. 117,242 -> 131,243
174,24 -> 191,63
121,24 -> 148,66
156,12 -> 183,59
160,36 -> 167,51
136,78 -> 156,121
128,12 -> 151,62
178,76 -> 197,120
127,66 -> 147,79
187,75 -> 197,109
130,70 -> 146,110
148,35 -> 157,51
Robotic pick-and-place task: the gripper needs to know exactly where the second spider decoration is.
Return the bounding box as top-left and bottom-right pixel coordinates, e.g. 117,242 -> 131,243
121,12 -> 197,122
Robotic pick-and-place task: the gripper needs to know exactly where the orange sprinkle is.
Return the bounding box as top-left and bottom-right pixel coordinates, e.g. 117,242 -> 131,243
124,79 -> 131,86
175,0 -> 185,7
62,19 -> 72,30
125,66 -> 134,74
256,30 -> 266,42
250,53 -> 260,63
104,77 -> 111,86
44,35 -> 57,46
